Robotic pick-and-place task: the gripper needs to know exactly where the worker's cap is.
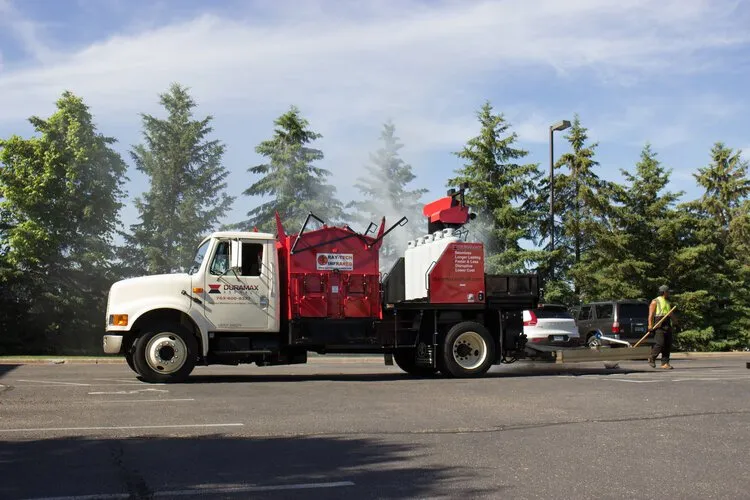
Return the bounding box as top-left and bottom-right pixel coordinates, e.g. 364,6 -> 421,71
658,285 -> 671,293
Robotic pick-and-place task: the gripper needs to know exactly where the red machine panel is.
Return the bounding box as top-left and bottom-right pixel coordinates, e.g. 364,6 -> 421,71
428,242 -> 485,304
276,215 -> 384,320
422,195 -> 471,225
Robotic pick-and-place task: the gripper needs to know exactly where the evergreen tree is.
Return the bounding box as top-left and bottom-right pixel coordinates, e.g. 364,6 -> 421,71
448,101 -> 542,273
549,115 -> 610,300
237,106 -> 344,233
669,143 -> 750,350
728,197 -> 750,347
123,83 -> 234,275
574,145 -> 682,301
0,91 -> 128,353
348,121 -> 427,270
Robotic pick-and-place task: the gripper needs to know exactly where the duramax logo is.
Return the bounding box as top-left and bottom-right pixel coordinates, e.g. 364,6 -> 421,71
224,284 -> 260,291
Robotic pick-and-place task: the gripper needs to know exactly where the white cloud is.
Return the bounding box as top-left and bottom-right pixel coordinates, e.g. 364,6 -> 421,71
1,0 -> 748,126
0,0 -> 748,226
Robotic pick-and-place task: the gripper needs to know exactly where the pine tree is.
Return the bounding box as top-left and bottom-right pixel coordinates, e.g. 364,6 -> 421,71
728,198 -> 750,347
448,101 -> 542,273
123,83 -> 234,275
669,143 -> 750,350
574,145 -> 682,301
237,106 -> 344,233
549,115 -> 610,300
348,121 -> 427,270
0,91 -> 128,352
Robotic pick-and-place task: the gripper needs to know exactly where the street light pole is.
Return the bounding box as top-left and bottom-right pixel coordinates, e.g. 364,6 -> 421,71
549,120 -> 571,279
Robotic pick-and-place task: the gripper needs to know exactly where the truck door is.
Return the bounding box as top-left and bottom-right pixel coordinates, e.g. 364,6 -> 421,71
203,238 -> 276,331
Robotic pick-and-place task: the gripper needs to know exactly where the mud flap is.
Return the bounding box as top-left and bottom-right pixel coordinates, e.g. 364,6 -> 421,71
415,341 -> 434,367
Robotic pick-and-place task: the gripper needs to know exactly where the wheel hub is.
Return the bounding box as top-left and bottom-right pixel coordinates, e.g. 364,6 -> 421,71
145,333 -> 187,374
456,343 -> 473,358
452,331 -> 488,370
158,345 -> 176,361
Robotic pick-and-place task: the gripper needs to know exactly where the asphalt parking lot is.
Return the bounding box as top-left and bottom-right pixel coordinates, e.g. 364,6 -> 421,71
1,357 -> 749,499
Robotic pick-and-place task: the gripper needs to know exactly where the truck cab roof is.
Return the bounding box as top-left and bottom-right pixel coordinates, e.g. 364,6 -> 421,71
204,230 -> 276,242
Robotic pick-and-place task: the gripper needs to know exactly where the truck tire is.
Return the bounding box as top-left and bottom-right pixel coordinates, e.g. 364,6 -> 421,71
393,349 -> 438,377
132,323 -> 198,383
125,352 -> 136,373
439,322 -> 495,378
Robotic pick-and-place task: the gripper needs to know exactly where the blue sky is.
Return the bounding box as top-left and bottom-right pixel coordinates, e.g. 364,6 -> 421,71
1,0 -> 749,236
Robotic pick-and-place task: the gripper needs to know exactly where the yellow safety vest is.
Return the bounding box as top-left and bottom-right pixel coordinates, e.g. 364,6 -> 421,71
654,296 -> 671,317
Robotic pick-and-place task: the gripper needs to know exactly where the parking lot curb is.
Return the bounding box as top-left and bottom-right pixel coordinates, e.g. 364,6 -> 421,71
670,351 -> 749,359
0,356 -> 386,365
0,358 -> 126,365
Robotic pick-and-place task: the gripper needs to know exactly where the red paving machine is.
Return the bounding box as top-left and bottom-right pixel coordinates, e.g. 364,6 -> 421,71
103,184 -> 649,382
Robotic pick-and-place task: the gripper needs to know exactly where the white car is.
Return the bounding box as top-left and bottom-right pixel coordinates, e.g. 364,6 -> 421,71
522,304 -> 580,347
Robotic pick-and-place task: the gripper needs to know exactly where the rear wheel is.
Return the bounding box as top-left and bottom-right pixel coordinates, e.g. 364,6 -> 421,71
393,348 -> 438,377
132,323 -> 198,383
439,322 -> 495,378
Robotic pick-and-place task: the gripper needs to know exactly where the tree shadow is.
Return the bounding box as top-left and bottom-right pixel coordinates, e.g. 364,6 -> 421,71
154,363 -> 650,385
0,363 -> 21,378
0,434 -> 497,499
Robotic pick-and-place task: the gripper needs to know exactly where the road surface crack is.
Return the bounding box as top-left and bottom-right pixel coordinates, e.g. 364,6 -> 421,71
110,440 -> 153,499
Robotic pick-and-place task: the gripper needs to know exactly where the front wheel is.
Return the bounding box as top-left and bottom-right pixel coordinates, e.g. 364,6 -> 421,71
439,322 -> 495,378
393,349 -> 438,377
132,324 -> 198,383
125,352 -> 136,372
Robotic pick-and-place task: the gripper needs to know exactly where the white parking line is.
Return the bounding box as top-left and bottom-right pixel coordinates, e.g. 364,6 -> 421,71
88,388 -> 169,395
17,379 -> 90,386
15,382 -> 165,387
672,376 -> 750,382
22,495 -> 128,500
21,481 -> 356,500
605,375 -> 750,384
93,378 -> 143,383
0,423 -> 243,433
96,399 -> 195,403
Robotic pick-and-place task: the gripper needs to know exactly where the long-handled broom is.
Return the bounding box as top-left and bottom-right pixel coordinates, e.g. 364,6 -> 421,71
632,306 -> 677,348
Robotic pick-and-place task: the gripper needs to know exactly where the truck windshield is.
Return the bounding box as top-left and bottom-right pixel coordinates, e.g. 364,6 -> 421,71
188,240 -> 210,275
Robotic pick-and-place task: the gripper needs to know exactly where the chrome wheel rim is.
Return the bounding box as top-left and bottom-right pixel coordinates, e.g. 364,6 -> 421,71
145,332 -> 187,374
452,331 -> 488,370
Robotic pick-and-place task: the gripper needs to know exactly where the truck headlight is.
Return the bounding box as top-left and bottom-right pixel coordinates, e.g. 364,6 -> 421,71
109,314 -> 128,326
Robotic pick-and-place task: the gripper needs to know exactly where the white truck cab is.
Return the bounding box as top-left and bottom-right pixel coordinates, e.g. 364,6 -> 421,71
103,231 -> 280,381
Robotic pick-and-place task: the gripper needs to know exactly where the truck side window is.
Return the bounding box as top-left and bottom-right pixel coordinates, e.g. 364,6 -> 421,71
209,241 -> 230,275
578,306 -> 591,321
241,242 -> 263,277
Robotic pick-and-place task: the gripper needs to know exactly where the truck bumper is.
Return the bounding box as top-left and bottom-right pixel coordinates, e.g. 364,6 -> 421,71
103,334 -> 124,354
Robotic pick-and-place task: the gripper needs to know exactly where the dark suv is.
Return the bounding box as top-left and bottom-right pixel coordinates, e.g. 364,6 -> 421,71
570,300 -> 651,348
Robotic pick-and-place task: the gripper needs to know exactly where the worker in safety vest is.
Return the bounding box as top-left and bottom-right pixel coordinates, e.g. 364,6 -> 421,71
647,285 -> 675,369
